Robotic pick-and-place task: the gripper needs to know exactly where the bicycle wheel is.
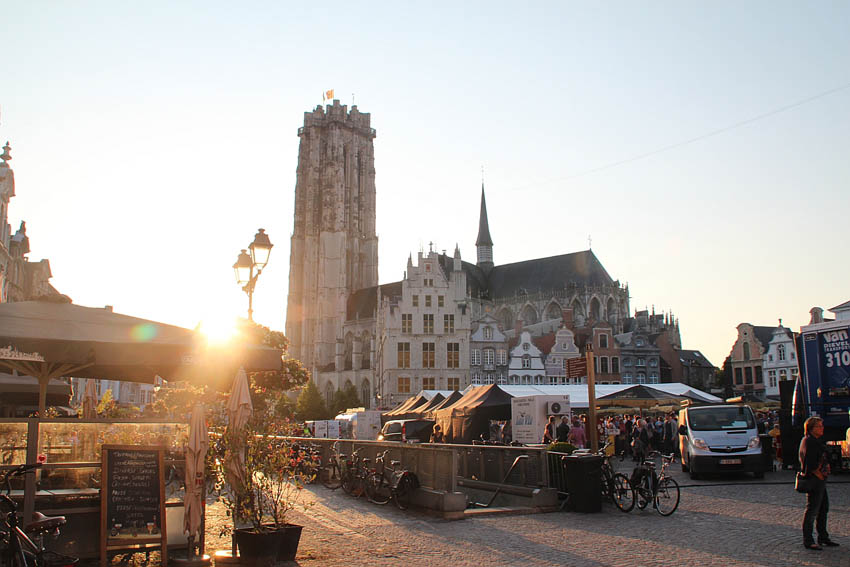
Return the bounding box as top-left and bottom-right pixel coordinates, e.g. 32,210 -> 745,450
340,466 -> 356,495
394,475 -> 414,510
636,477 -> 651,510
654,477 -> 680,516
599,467 -> 612,501
321,463 -> 342,490
365,472 -> 392,505
611,473 -> 635,513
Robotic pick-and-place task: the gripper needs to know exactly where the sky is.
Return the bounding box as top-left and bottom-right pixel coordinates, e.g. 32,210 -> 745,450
2,1 -> 849,367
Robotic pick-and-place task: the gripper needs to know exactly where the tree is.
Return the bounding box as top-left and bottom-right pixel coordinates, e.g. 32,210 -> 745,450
295,380 -> 329,421
716,356 -> 733,399
331,383 -> 361,416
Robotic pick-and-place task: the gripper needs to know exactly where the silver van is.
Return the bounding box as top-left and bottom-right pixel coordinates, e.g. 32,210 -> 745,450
678,404 -> 766,479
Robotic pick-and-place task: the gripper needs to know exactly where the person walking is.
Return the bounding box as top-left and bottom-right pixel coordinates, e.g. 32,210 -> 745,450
799,416 -> 839,550
556,415 -> 571,443
542,415 -> 558,444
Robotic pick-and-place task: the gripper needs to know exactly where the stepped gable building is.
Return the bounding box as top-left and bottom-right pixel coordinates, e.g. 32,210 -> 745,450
728,323 -> 776,394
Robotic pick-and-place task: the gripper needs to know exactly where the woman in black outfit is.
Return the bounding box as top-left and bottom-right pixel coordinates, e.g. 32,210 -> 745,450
799,416 -> 839,550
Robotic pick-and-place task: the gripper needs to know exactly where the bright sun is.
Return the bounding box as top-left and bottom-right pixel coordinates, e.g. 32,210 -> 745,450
198,315 -> 241,345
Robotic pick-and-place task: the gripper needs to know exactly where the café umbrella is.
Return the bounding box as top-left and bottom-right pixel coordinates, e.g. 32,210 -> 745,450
225,367 -> 253,491
184,403 -> 208,556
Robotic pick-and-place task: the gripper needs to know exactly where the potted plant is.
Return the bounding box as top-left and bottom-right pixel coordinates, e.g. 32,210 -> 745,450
214,415 -> 316,564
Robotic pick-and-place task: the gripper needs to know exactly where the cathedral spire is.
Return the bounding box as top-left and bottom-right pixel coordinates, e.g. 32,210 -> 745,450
476,183 -> 494,269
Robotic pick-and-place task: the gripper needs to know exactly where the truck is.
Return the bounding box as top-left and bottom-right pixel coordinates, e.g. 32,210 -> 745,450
793,306 -> 850,443
334,409 -> 382,440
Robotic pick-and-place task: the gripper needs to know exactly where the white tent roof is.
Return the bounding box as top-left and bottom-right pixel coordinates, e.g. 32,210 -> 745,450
457,383 -> 721,408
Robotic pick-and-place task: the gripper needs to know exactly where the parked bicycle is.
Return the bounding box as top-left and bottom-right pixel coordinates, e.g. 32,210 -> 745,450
1,463 -> 78,566
320,441 -> 345,490
595,444 -> 635,512
630,451 -> 680,516
365,450 -> 418,510
340,450 -> 370,497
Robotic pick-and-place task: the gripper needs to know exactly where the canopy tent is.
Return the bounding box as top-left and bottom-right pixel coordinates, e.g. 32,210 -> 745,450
492,383 -> 722,408
0,301 -> 283,414
382,393 -> 430,420
434,384 -> 513,443
597,385 -> 687,409
426,390 -> 463,415
403,393 -> 445,419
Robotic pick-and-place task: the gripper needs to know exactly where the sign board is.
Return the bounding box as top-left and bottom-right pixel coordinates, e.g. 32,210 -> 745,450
567,357 -> 587,379
511,395 -> 571,445
101,445 -> 167,567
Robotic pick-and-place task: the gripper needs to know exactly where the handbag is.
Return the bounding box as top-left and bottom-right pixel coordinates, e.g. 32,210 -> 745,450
795,472 -> 814,493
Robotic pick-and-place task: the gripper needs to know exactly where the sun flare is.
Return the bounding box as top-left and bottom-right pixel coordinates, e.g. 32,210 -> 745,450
198,315 -> 241,345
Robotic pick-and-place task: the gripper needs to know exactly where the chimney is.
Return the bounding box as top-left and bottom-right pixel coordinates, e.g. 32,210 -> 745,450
809,307 -> 824,325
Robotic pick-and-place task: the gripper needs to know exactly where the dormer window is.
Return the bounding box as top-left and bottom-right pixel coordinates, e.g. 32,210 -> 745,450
523,343 -> 530,351
425,263 -> 431,272
483,327 -> 493,340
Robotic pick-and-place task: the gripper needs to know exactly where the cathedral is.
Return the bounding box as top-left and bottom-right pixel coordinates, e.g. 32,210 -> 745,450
285,101 -> 680,409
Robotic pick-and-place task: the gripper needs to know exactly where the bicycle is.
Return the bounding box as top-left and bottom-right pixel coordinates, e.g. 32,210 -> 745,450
365,450 -> 418,510
340,450 -> 369,497
1,463 -> 78,566
596,444 -> 635,513
320,442 -> 345,490
630,451 -> 680,516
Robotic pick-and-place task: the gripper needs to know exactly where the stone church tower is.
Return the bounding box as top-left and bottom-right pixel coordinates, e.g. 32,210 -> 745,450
285,101 -> 378,371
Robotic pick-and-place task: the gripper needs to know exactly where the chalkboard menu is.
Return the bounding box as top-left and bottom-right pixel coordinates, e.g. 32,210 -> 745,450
100,445 -> 167,567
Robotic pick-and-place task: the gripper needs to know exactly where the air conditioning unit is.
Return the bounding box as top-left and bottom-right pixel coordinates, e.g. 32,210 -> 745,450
547,401 -> 568,415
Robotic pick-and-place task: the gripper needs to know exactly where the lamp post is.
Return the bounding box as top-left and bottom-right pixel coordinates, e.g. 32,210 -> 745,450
233,228 -> 273,321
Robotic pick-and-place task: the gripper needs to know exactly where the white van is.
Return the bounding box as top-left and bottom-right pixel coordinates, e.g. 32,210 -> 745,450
678,404 -> 766,479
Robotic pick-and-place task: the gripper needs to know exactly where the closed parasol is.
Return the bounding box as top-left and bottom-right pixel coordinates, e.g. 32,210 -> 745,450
225,367 -> 253,493
184,404 -> 208,548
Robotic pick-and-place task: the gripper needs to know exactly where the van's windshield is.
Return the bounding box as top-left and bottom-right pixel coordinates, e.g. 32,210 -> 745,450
688,406 -> 755,431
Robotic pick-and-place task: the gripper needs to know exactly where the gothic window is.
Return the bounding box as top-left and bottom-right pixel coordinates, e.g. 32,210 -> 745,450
422,342 -> 435,368
777,344 -> 786,361
497,308 -> 514,330
402,314 -> 412,334
520,304 -> 538,325
423,314 -> 434,334
397,343 -> 410,368
325,382 -> 335,405
483,327 -> 493,340
444,314 -> 454,333
471,349 -> 481,366
397,376 -> 411,394
590,297 -> 601,321
743,342 -> 750,360
361,380 -> 371,409
447,377 -> 460,391
607,297 -> 616,324
545,302 -> 561,321
447,343 -> 460,368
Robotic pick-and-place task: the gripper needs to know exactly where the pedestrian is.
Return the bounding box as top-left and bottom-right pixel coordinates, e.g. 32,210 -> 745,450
799,416 -> 839,550
556,415 -> 571,443
430,423 -> 445,443
569,417 -> 586,448
501,420 -> 513,444
662,414 -> 674,455
542,415 -> 557,444
671,413 -> 680,458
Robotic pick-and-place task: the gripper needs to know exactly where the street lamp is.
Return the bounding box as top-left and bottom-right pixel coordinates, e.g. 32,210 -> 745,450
233,228 -> 274,321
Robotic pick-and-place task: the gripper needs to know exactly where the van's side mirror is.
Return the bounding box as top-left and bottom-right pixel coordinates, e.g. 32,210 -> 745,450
678,425 -> 688,436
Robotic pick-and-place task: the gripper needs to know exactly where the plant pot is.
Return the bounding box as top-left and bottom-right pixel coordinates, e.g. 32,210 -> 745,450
233,528 -> 280,564
262,523 -> 304,561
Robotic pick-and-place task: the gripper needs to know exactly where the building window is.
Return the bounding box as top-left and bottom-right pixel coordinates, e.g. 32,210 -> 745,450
447,343 -> 460,368
599,334 -> 608,348
623,373 -> 633,384
438,296 -> 444,308
636,339 -> 645,347
398,376 -> 411,394
778,344 -> 786,361
735,367 -> 743,385
791,351 -> 796,360
444,314 -> 454,333
397,343 -> 410,368
600,356 -> 609,374
485,374 -> 495,384
423,376 -> 435,390
402,314 -> 412,334
412,295 -> 419,307
447,377 -> 460,391
791,367 -> 798,379
484,348 -> 495,366
498,373 -> 507,385
423,314 -> 434,334
743,342 -> 750,360
637,358 -> 646,367
755,366 -> 763,384
425,263 -> 431,272
425,295 -> 432,307
471,349 -> 481,365
624,358 -> 633,367
522,355 -> 531,369
422,342 -> 435,368
523,343 -> 529,351
745,367 -> 753,384
649,373 -> 659,383
768,370 -> 777,388
612,356 -> 620,373
562,358 -> 567,369
637,372 -> 646,384
496,349 -> 507,365
650,358 -> 658,368
483,327 -> 493,340
472,372 -> 481,385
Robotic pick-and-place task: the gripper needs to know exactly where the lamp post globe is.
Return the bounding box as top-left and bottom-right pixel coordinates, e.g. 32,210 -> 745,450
233,229 -> 273,321
249,228 -> 273,269
233,249 -> 253,286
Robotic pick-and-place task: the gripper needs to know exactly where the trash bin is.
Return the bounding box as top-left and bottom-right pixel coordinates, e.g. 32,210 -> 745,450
759,434 -> 773,472
563,455 -> 602,513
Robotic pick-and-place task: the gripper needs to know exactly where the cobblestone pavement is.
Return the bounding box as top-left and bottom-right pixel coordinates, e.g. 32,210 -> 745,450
200,466 -> 850,567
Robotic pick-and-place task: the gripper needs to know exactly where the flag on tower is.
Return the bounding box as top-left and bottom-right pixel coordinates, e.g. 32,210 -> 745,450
323,89 -> 334,101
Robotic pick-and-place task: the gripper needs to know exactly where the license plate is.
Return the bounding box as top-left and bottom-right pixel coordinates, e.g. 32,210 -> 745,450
719,458 -> 742,465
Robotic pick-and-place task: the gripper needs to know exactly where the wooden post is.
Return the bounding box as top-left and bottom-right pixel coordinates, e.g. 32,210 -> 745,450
586,343 -> 599,452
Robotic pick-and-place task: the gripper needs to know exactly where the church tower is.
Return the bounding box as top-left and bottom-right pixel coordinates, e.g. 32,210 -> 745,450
285,100 -> 378,371
475,184 -> 494,271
